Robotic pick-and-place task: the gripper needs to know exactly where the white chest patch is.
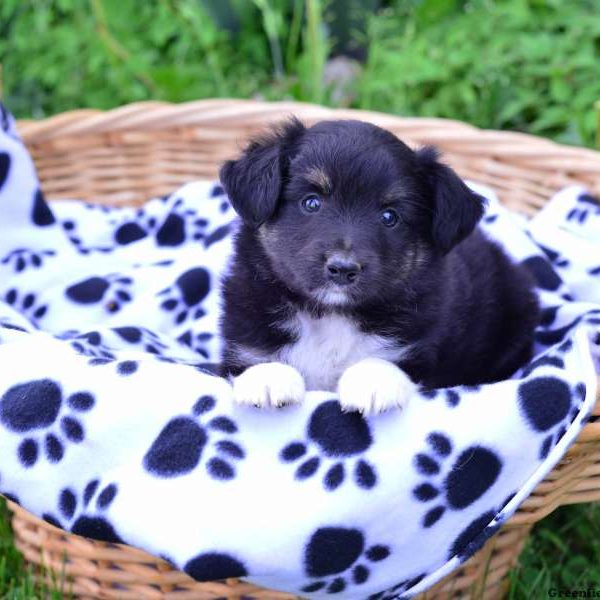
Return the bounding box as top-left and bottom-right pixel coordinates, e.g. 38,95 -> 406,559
277,311 -> 409,391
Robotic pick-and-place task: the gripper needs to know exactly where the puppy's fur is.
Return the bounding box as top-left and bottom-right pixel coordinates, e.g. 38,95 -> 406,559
218,119 -> 539,412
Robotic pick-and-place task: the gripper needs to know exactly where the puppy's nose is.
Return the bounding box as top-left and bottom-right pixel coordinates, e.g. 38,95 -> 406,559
326,259 -> 361,285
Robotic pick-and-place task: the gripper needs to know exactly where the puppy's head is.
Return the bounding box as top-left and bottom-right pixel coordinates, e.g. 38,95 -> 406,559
220,118 -> 484,307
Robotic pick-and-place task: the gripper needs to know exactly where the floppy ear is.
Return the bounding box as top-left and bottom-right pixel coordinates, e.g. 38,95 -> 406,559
219,118 -> 305,227
416,146 -> 486,255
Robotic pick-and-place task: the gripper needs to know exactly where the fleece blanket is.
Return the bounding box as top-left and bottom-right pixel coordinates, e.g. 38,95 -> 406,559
0,104 -> 598,600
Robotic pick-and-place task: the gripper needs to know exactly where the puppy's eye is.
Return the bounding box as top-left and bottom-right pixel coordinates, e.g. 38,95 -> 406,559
381,208 -> 399,227
301,194 -> 322,213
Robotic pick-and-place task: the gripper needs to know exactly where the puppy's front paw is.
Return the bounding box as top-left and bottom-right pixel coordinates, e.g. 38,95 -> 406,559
337,358 -> 416,415
233,362 -> 305,409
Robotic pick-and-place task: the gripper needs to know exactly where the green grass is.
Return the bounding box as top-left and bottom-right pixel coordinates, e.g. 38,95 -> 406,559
0,498 -> 71,599
2,0 -> 600,146
509,503 -> 600,599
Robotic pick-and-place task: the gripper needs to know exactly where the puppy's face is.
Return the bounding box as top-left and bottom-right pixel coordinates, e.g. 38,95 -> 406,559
220,119 -> 484,308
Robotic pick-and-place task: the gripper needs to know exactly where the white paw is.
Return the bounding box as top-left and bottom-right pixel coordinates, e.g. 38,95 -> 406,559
337,358 -> 416,415
233,362 -> 305,408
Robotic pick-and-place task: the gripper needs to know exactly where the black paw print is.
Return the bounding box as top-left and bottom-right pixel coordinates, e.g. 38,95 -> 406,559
203,221 -> 234,249
557,338 -> 574,353
116,360 -> 140,376
183,551 -> 248,582
157,267 -> 210,325
0,103 -> 16,138
60,220 -> 115,254
1,248 -> 56,273
32,188 -> 56,227
539,305 -> 560,327
131,259 -> 174,269
60,217 -> 117,254
566,192 -> 600,224
448,492 -> 516,564
412,432 -> 502,528
83,201 -> 113,215
280,400 -> 377,491
535,317 -> 582,346
591,329 -> 600,371
210,183 -> 226,199
154,198 -> 210,246
143,395 -> 244,480
194,362 -> 221,376
420,387 -> 462,407
4,288 -> 48,322
88,357 -> 116,367
520,349 -> 566,378
85,358 -> 143,375
534,308 -> 600,347
0,379 -> 95,467
43,479 -> 124,544
368,573 -> 426,600
539,243 -> 570,269
58,330 -> 116,360
112,210 -> 156,245
301,527 -> 391,594
112,199 -> 208,247
0,151 -> 9,192
0,320 -> 29,333
177,330 -> 213,358
65,274 -> 133,313
587,312 -> 600,326
112,326 -> 168,355
518,376 -> 587,459
521,255 -> 563,292
209,183 -> 233,215
3,492 -> 20,506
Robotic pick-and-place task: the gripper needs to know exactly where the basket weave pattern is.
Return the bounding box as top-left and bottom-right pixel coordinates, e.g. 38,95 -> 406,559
7,99 -> 600,599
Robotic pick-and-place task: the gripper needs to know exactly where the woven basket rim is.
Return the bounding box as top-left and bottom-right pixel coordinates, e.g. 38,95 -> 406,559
14,99 -> 600,164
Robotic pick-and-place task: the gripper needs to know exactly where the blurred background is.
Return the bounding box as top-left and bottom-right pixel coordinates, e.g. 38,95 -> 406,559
1,0 -> 600,147
1,0 -> 600,597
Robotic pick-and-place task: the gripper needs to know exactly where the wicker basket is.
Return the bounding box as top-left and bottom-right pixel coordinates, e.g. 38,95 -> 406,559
5,99 -> 600,599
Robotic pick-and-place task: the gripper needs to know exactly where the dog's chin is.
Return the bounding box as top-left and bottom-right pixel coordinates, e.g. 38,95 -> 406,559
311,286 -> 354,307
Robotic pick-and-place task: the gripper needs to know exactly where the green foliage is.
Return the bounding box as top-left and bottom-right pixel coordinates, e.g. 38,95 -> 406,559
508,503 -> 600,598
2,0 -> 598,146
0,0 -> 334,117
0,498 -> 69,599
0,0 -> 272,116
360,0 -> 600,146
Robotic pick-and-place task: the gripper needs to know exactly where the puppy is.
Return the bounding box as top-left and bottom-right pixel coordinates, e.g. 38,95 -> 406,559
218,118 -> 539,413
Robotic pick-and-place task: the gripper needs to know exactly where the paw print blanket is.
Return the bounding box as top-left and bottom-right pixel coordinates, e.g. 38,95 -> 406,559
0,105 -> 598,600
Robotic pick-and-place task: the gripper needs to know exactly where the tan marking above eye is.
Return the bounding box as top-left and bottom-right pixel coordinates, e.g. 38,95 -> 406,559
382,182 -> 408,204
303,167 -> 332,195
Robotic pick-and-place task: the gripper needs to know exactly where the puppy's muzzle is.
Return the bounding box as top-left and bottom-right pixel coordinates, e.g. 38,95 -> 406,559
325,258 -> 362,286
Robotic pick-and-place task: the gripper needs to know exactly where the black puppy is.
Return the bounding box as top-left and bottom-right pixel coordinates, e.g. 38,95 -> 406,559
218,118 -> 539,413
